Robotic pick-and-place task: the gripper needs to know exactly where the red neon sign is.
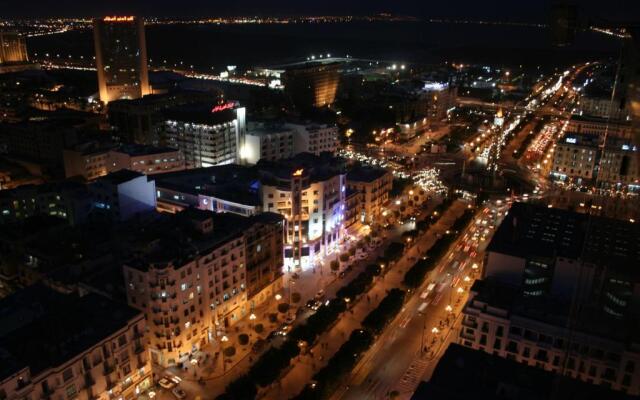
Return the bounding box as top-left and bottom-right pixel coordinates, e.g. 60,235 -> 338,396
104,16 -> 134,22
211,102 -> 235,113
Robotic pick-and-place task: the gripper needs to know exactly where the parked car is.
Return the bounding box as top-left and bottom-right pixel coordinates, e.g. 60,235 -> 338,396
172,388 -> 187,399
158,378 -> 175,390
306,299 -> 321,310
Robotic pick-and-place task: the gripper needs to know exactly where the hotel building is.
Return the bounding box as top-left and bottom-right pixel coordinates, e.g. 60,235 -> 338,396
0,32 -> 29,64
93,16 -> 150,104
160,102 -> 247,168
259,153 -> 346,269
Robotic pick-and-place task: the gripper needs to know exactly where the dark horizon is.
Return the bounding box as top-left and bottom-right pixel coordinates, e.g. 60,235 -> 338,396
1,0 -> 639,24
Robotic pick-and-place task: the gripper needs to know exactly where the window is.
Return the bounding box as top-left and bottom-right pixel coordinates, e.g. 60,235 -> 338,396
65,384 -> 77,399
62,368 -> 74,382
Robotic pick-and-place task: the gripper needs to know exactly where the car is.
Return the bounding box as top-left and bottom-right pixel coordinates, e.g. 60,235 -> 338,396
315,290 -> 325,300
158,378 -> 175,390
306,299 -> 321,310
284,315 -> 296,325
278,323 -> 292,336
172,388 -> 187,399
267,330 -> 279,340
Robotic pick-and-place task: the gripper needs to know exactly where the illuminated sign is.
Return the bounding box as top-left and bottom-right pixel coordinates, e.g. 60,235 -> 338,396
211,102 -> 235,113
104,16 -> 134,22
622,144 -> 630,151
565,137 -> 577,144
292,169 -> 304,177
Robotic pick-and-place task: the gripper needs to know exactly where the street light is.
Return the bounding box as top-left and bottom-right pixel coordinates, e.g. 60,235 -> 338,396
249,313 -> 256,320
445,305 -> 453,313
431,327 -> 440,334
457,287 -> 464,294
275,294 -> 282,301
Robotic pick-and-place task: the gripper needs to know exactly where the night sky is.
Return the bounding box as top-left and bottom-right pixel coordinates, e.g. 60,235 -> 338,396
1,0 -> 639,23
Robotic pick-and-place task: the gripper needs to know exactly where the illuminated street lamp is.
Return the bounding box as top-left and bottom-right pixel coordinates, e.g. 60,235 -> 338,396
431,327 -> 440,335
275,293 -> 282,301
471,263 -> 479,270
221,335 -> 229,342
463,276 -> 471,282
249,313 -> 257,320
445,305 -> 453,313
457,287 -> 464,294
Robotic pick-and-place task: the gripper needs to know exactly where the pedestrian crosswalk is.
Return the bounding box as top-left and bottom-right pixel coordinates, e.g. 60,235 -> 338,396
393,358 -> 430,396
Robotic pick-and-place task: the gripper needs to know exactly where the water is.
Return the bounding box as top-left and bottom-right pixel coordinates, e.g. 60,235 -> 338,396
28,21 -> 617,71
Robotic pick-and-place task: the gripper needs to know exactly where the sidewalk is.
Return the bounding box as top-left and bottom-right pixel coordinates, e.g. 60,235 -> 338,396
260,201 -> 466,399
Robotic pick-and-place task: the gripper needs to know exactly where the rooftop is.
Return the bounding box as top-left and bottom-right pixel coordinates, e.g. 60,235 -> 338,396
469,278 -> 639,344
94,169 -> 145,185
115,143 -> 180,157
257,152 -> 346,183
346,165 -> 390,183
162,102 -> 240,125
126,209 -> 282,271
412,343 -> 636,400
0,284 -> 141,379
487,203 -> 640,274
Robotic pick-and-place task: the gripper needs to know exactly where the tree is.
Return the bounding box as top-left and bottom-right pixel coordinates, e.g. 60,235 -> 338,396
223,346 -> 236,357
254,323 -> 264,333
339,253 -> 350,263
238,334 -> 249,346
291,292 -> 301,304
330,260 -> 340,272
277,303 -> 290,314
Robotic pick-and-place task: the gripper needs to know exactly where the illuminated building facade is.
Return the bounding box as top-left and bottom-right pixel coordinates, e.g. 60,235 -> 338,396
93,16 -> 150,104
123,209 -> 284,367
161,102 -> 247,168
283,62 -> 340,110
259,154 -> 346,269
346,166 -> 393,224
551,134 -> 639,190
0,32 -> 29,64
243,122 -> 339,164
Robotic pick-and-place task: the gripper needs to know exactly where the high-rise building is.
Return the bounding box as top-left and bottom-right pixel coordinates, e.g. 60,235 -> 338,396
0,32 -> 29,64
283,61 -> 340,110
160,102 -> 247,168
93,16 -> 150,104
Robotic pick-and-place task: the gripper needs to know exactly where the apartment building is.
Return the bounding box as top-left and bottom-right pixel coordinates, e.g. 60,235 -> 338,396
346,166 -> 393,224
243,122 -> 339,165
566,115 -> 633,140
123,209 -> 284,367
551,134 -> 599,182
0,285 -> 151,400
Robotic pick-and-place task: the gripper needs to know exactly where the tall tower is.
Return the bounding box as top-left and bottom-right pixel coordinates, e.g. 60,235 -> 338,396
0,32 -> 29,64
93,16 -> 150,104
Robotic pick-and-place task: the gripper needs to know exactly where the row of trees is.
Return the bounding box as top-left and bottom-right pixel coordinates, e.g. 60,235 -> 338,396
220,298 -> 347,399
293,289 -> 405,399
336,264 -> 381,301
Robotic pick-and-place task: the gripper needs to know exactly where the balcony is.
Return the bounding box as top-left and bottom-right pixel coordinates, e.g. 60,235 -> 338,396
134,344 -> 145,355
460,330 -> 475,341
84,373 -> 95,388
103,362 -> 115,376
461,318 -> 478,329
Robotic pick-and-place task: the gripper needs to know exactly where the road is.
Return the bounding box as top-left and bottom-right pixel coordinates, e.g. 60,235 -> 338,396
334,201 -> 508,400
